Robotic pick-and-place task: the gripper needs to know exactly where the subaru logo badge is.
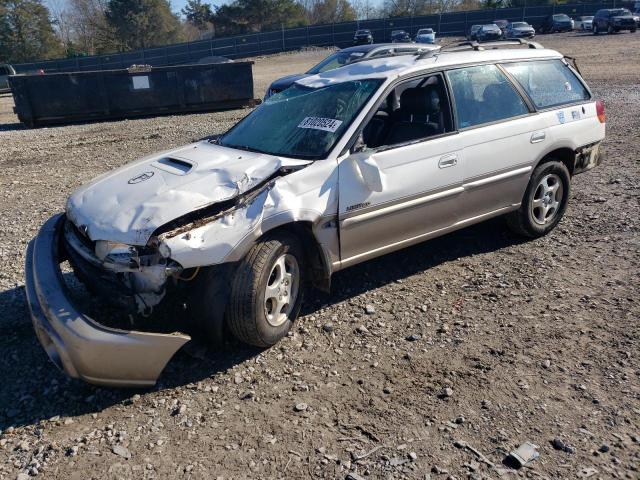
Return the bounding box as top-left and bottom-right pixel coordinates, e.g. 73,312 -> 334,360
128,171 -> 154,184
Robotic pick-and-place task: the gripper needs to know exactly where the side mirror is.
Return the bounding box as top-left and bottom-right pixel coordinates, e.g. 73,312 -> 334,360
354,155 -> 384,192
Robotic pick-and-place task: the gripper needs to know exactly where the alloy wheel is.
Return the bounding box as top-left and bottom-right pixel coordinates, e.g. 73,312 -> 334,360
531,173 -> 564,225
264,253 -> 300,327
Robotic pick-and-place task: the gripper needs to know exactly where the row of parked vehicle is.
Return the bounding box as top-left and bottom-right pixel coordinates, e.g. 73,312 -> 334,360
354,28 -> 437,45
468,8 -> 638,41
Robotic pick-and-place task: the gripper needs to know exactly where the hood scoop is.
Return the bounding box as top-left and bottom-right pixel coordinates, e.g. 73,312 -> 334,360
152,157 -> 194,176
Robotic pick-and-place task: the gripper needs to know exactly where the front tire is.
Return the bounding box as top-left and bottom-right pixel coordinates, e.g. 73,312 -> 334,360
593,24 -> 598,34
227,233 -> 304,347
506,161 -> 571,238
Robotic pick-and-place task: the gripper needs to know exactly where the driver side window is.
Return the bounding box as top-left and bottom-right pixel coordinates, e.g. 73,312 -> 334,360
360,73 -> 454,150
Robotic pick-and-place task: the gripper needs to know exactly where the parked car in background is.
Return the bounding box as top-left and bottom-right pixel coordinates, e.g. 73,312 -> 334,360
264,43 -> 439,98
477,24 -> 503,42
391,30 -> 412,42
26,41 -> 605,387
505,21 -> 536,38
574,16 -> 594,31
493,19 -> 509,37
415,28 -> 436,44
467,24 -> 482,41
353,29 -> 373,45
539,14 -> 574,33
0,64 -> 16,93
593,9 -> 637,34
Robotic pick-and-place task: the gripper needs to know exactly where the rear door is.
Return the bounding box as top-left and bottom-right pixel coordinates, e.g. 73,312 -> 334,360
445,63 -> 545,220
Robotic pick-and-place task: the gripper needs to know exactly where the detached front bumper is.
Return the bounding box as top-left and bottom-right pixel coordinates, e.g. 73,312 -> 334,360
25,214 -> 191,388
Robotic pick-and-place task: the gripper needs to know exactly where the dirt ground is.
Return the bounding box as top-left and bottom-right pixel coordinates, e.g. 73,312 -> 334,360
0,32 -> 638,480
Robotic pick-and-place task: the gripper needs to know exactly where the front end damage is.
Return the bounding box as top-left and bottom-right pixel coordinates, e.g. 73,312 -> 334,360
26,142 -> 327,387
25,214 -> 190,387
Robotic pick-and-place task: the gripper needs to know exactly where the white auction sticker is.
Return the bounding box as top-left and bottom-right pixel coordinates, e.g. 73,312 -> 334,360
297,116 -> 343,133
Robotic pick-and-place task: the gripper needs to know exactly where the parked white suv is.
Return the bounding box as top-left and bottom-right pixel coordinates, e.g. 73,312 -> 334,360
26,40 -> 605,387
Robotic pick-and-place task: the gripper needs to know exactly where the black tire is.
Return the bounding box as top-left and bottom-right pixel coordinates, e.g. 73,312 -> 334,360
593,24 -> 598,34
632,28 -> 637,33
506,160 -> 571,238
227,233 -> 305,348
607,25 -> 614,34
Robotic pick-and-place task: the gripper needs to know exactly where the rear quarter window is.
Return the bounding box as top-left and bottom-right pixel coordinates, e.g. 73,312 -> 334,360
501,60 -> 590,109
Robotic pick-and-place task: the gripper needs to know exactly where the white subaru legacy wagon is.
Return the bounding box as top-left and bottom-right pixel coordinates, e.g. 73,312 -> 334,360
26,40 -> 605,386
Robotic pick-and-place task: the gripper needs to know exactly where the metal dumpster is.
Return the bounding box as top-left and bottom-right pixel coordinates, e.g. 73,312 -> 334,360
9,61 -> 259,127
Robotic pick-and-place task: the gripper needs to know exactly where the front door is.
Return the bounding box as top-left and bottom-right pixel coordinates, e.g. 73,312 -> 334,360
338,73 -> 463,267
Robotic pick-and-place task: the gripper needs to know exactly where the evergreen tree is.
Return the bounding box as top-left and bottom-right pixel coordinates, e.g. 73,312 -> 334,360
213,0 -> 307,35
182,0 -> 213,31
0,0 -> 63,62
105,0 -> 182,49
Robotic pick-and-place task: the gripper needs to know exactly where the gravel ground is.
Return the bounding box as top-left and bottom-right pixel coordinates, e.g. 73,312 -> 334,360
0,32 -> 638,480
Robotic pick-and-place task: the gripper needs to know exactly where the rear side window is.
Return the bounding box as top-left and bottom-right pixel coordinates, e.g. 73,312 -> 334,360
446,64 -> 529,129
502,60 -> 590,109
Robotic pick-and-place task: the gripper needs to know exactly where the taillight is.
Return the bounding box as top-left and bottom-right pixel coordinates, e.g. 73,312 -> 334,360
596,100 -> 605,123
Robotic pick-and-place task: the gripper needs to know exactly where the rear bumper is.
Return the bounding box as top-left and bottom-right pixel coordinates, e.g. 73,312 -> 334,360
25,214 -> 190,387
574,141 -> 604,175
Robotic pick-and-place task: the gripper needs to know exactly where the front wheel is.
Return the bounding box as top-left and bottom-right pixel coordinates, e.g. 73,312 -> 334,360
607,25 -> 614,34
227,233 -> 305,347
506,161 -> 571,238
593,24 -> 598,34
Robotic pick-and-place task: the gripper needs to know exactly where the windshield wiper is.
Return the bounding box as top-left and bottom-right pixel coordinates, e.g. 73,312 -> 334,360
222,143 -> 267,155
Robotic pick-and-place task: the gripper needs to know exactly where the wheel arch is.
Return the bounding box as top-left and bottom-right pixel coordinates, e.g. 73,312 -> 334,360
535,146 -> 576,176
221,213 -> 335,293
265,222 -> 333,292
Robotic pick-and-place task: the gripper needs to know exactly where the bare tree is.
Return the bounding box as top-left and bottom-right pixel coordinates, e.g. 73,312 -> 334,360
351,0 -> 379,19
47,0 -> 74,50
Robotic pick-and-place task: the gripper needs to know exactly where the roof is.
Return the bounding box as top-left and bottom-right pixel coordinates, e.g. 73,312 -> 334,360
297,46 -> 564,88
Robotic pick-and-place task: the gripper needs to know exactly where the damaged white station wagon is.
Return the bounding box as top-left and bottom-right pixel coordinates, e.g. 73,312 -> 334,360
26,40 -> 605,387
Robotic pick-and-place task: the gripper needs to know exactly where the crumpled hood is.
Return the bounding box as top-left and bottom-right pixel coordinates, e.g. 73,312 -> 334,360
66,141 -> 309,245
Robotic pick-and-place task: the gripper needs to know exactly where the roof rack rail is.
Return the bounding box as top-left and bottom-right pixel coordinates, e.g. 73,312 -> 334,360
416,38 -> 543,60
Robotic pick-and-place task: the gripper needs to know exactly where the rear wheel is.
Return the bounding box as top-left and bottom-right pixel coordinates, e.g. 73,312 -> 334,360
227,233 -> 304,347
506,160 -> 571,238
607,24 -> 614,34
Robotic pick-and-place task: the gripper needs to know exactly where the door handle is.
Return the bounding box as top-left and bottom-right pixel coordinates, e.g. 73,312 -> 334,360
530,131 -> 546,143
438,154 -> 458,168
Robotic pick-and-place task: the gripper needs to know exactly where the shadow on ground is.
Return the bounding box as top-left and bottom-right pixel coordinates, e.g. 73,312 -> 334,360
0,217 -> 527,431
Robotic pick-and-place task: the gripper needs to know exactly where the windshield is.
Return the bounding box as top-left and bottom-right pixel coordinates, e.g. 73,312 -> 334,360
553,14 -> 570,20
511,22 -> 527,27
356,30 -> 370,34
582,16 -> 594,20
417,29 -> 433,34
611,9 -> 631,15
220,80 -> 382,159
307,51 -> 366,74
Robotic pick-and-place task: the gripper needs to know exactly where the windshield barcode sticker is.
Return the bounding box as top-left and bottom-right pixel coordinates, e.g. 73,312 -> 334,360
298,117 -> 343,133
